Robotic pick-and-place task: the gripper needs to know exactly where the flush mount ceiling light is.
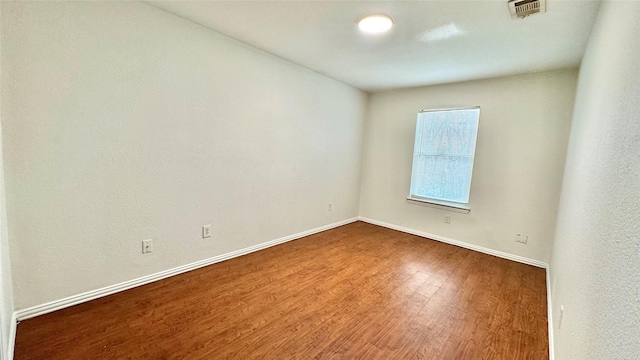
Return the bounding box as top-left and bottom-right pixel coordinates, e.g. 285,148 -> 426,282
358,14 -> 393,34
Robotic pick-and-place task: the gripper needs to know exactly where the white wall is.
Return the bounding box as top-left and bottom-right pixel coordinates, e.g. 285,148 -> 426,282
0,2 -> 16,357
549,1 -> 640,358
360,70 -> 577,263
0,2 -> 367,310
0,125 -> 13,360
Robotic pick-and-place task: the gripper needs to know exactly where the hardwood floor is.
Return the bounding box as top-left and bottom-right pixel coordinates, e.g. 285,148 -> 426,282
14,221 -> 548,359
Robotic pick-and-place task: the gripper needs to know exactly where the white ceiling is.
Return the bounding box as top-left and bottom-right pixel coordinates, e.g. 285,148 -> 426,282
149,0 -> 601,92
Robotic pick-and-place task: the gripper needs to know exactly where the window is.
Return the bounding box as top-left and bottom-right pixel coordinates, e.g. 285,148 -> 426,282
409,107 -> 480,209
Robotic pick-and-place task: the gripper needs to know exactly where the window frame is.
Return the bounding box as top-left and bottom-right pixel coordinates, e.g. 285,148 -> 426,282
407,106 -> 480,213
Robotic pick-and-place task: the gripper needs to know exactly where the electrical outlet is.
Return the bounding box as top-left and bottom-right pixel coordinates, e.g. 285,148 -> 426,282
328,202 -> 332,211
515,233 -> 528,244
444,215 -> 451,224
202,224 -> 212,238
142,239 -> 153,254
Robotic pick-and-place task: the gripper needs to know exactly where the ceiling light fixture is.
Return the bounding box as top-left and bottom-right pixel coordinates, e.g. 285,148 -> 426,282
358,14 -> 393,34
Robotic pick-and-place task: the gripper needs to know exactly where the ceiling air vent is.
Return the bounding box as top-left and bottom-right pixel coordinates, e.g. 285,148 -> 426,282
508,0 -> 546,19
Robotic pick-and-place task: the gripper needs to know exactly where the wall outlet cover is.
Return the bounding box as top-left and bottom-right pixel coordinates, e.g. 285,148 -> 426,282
515,233 -> 528,244
142,239 -> 153,254
202,225 -> 212,238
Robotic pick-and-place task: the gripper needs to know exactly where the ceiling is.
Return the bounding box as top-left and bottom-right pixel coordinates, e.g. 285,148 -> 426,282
148,0 -> 601,92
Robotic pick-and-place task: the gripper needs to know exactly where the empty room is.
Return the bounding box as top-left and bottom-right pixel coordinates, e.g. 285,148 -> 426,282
0,0 -> 638,359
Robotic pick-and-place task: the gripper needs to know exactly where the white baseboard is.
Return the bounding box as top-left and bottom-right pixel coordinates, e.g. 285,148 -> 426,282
546,266 -> 555,360
14,217 -> 358,322
357,216 -> 548,268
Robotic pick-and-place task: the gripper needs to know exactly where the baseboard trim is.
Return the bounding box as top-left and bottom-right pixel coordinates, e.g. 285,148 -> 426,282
546,266 -> 555,360
357,216 -> 548,268
14,217 -> 358,321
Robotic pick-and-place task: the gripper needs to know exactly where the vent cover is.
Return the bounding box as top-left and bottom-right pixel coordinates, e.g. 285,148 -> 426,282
508,0 -> 546,19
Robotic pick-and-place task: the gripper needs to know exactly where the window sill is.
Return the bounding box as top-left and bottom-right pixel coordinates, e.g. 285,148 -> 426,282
406,197 -> 470,214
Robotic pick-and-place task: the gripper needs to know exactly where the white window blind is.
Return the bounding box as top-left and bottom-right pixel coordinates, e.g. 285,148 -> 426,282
409,107 -> 480,204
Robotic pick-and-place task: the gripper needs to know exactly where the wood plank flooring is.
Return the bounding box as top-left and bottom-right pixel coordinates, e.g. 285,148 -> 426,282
15,221 -> 548,359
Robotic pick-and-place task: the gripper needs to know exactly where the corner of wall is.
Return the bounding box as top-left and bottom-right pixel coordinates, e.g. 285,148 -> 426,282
0,3 -> 17,358
356,91 -> 373,218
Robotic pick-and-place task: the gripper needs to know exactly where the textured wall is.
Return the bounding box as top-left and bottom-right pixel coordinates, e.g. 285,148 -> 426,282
549,1 -> 640,358
0,1 -> 15,356
359,70 -> 577,263
0,124 -> 13,360
0,2 -> 367,310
